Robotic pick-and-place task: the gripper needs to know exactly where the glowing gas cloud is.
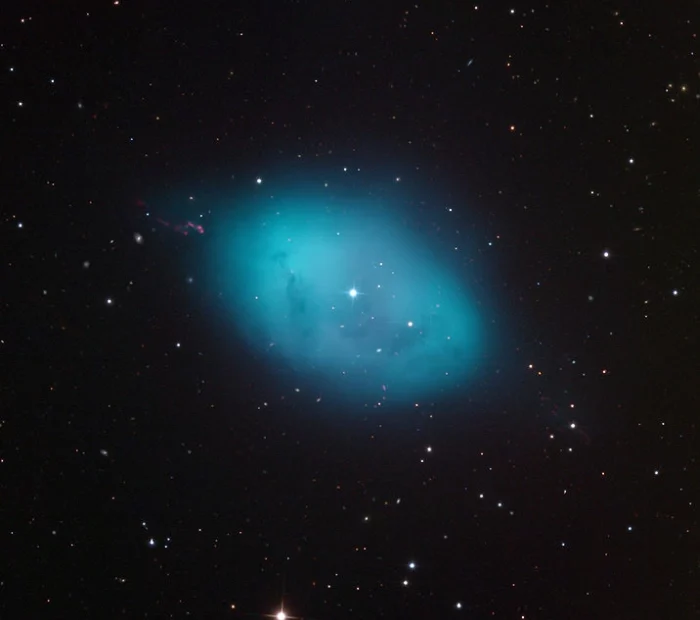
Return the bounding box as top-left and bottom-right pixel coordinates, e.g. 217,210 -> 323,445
211,180 -> 484,408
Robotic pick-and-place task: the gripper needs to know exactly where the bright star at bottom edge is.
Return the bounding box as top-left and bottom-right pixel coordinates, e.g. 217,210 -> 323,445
261,611 -> 301,620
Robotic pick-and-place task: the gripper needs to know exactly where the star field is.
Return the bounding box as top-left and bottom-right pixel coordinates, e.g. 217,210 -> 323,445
2,2 -> 698,619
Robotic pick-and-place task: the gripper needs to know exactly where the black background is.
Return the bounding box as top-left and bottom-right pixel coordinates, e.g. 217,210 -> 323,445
2,0 -> 698,617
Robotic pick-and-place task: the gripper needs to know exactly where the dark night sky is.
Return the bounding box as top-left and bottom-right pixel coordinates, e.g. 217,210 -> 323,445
2,1 -> 699,618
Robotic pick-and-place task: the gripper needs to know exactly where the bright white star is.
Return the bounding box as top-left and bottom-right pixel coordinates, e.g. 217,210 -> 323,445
262,606 -> 300,620
348,288 -> 358,298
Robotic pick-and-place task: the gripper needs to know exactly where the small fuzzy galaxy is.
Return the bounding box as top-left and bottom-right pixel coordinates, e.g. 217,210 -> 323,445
210,177 -> 485,408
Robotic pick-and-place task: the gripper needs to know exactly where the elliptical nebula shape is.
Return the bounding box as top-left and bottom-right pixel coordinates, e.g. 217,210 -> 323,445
213,184 -> 483,408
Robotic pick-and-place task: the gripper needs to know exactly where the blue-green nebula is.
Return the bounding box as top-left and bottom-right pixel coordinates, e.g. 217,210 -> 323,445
212,183 -> 483,408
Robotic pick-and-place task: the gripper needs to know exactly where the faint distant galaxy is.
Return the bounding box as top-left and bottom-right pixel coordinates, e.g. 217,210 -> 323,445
210,176 -> 486,408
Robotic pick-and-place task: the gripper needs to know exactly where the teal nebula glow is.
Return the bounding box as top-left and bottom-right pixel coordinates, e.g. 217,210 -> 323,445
212,185 -> 483,407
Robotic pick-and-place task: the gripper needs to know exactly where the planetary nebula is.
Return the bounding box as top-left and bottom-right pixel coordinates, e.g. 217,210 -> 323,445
214,189 -> 482,407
